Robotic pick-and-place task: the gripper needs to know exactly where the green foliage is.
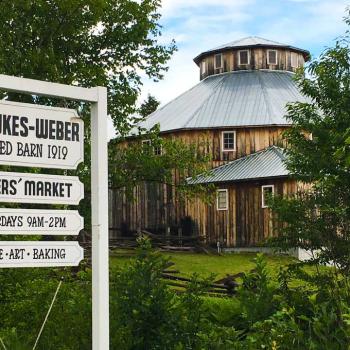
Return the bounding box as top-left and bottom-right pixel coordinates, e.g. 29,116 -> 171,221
0,0 -> 177,228
138,94 -> 160,118
109,126 -> 215,201
2,248 -> 350,349
110,236 -> 179,349
0,0 -> 175,133
237,254 -> 278,326
109,235 -> 233,350
0,268 -> 91,350
269,9 -> 350,273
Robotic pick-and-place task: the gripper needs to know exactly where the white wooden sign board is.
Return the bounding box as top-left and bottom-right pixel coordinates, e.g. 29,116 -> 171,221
0,241 -> 84,268
0,208 -> 83,235
0,74 -> 109,349
0,100 -> 84,169
0,171 -> 84,205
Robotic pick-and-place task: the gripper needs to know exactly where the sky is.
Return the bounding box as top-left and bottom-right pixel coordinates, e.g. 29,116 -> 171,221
108,0 -> 349,138
140,0 -> 349,105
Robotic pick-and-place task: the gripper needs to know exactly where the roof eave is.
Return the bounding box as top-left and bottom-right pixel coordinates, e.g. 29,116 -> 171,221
189,174 -> 290,185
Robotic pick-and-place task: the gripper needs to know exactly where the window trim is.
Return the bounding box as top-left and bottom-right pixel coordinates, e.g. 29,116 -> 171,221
267,49 -> 278,65
142,139 -> 162,156
214,53 -> 223,69
201,60 -> 206,74
291,52 -> 298,68
217,189 -> 228,211
221,130 -> 236,152
153,144 -> 163,156
238,50 -> 250,65
142,139 -> 151,146
262,185 -> 274,208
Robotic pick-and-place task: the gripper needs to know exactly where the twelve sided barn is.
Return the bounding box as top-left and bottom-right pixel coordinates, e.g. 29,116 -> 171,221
109,36 -> 310,248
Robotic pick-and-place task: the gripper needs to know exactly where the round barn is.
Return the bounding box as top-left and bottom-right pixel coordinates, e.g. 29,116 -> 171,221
110,36 -> 310,248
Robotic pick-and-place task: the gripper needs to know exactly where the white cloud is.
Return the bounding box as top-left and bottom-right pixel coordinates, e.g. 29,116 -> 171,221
257,0 -> 348,57
160,0 -> 254,18
136,0 -> 348,119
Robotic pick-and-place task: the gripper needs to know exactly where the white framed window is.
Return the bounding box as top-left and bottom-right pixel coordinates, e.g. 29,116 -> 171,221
153,144 -> 162,156
238,50 -> 250,65
217,189 -> 228,211
214,53 -> 223,69
142,139 -> 151,147
291,52 -> 298,68
221,131 -> 236,151
262,185 -> 274,208
142,139 -> 162,156
267,50 -> 278,65
201,60 -> 206,75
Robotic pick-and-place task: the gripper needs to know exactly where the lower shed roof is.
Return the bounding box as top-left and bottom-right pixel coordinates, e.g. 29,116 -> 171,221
188,146 -> 289,184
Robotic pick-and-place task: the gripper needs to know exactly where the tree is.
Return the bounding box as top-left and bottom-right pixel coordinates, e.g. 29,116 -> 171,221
0,0 -> 175,133
109,126 -> 214,201
270,10 -> 350,272
138,94 -> 160,118
0,0 -> 177,224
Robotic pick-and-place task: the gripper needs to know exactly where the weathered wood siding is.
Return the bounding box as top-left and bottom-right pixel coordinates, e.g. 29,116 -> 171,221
199,48 -> 305,80
185,178 -> 299,247
126,126 -> 288,165
109,126 -> 294,246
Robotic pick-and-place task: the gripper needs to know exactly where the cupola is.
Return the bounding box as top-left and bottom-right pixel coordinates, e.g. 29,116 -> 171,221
194,36 -> 310,80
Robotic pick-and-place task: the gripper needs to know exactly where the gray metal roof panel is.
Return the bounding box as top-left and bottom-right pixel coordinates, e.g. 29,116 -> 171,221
128,70 -> 308,136
188,146 -> 289,184
210,36 -> 290,51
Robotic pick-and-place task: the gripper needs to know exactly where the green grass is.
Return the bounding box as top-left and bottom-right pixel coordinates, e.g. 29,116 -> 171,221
110,250 -> 296,280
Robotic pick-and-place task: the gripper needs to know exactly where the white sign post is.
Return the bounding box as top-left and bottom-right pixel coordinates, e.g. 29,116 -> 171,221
0,74 -> 109,350
0,209 -> 83,235
0,101 -> 84,169
0,241 -> 84,268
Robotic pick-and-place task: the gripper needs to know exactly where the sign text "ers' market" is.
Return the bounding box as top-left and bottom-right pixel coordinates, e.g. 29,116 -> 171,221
0,171 -> 84,205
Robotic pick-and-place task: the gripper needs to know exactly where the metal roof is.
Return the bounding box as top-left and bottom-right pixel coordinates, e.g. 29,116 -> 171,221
187,146 -> 289,184
193,36 -> 310,64
129,70 -> 309,135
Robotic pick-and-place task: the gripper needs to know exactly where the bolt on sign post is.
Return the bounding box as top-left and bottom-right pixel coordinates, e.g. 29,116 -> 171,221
0,74 -> 109,350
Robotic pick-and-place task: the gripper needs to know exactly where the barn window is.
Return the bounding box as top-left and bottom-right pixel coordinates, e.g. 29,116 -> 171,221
142,139 -> 162,155
267,50 -> 277,65
262,185 -> 274,208
214,54 -> 223,69
291,52 -> 298,68
217,189 -> 228,210
153,144 -> 162,156
238,50 -> 249,65
222,131 -> 236,151
201,60 -> 206,74
142,139 -> 151,147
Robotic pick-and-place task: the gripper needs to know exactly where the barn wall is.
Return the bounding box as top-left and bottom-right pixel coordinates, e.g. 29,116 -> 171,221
109,126 -> 293,246
121,126 -> 288,165
185,178 -> 299,247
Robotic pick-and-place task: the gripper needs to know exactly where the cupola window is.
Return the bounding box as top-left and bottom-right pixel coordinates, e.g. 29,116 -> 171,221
291,52 -> 298,68
267,50 -> 278,65
217,189 -> 228,211
262,185 -> 274,208
201,60 -> 206,75
238,50 -> 249,65
222,131 -> 236,151
214,54 -> 223,69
